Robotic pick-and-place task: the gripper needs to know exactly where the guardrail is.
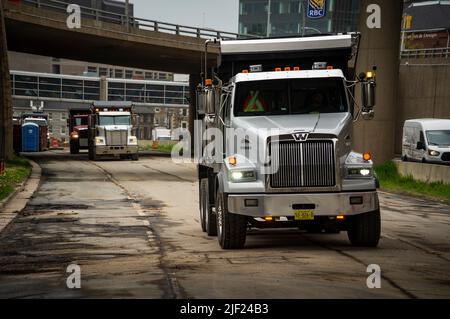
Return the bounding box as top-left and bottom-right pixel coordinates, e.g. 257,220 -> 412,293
11,0 -> 258,40
401,47 -> 450,59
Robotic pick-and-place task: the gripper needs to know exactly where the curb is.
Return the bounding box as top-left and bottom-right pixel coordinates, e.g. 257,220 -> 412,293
0,159 -> 41,233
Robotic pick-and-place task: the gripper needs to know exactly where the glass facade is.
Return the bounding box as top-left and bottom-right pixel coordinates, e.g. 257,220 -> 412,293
107,80 -> 188,106
11,73 -> 100,101
10,72 -> 189,106
239,0 -> 360,37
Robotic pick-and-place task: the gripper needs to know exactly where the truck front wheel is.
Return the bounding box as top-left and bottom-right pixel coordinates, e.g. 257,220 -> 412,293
216,191 -> 247,249
88,146 -> 98,161
199,179 -> 207,232
204,179 -> 217,236
347,209 -> 381,247
70,141 -> 79,154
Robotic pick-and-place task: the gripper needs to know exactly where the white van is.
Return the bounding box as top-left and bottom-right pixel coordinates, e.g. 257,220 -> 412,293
402,119 -> 450,164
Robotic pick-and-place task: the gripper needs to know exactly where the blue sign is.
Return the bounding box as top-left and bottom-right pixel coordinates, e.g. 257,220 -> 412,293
307,0 -> 326,19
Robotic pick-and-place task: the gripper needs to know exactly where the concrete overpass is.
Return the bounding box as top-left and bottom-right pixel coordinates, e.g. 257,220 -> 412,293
1,0 -> 231,74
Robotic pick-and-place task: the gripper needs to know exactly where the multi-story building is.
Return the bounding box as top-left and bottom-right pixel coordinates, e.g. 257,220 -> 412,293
238,0 -> 360,37
10,71 -> 189,141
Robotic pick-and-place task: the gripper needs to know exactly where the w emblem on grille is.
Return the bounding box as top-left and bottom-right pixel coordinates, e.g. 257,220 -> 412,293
292,132 -> 309,142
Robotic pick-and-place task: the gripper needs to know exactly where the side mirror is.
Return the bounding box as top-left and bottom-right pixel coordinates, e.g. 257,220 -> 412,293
362,81 -> 376,109
196,90 -> 206,116
360,69 -> 376,120
416,141 -> 425,150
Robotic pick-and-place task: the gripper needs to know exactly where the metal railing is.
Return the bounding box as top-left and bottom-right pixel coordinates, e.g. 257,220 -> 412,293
13,0 -> 257,40
401,47 -> 450,59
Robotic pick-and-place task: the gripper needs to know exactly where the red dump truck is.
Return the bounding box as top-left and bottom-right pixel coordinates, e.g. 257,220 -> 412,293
68,108 -> 91,154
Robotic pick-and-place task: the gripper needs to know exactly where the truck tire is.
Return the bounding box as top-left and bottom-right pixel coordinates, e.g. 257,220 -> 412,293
216,191 -> 247,249
347,209 -> 381,247
88,146 -> 98,161
131,153 -> 139,161
204,179 -> 217,236
199,179 -> 207,232
70,142 -> 79,154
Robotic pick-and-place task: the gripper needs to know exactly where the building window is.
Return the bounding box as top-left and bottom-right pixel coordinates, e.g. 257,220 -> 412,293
109,69 -> 114,78
48,112 -> 53,120
61,126 -> 66,134
125,70 -> 133,79
182,108 -> 188,116
99,67 -> 108,76
181,121 -> 188,129
145,72 -> 153,80
61,112 -> 67,120
115,69 -> 123,78
87,66 -> 97,74
52,64 -> 61,74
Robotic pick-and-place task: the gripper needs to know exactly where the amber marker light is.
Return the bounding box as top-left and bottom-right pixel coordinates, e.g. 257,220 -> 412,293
336,215 -> 345,220
265,216 -> 273,221
228,156 -> 237,166
363,152 -> 372,161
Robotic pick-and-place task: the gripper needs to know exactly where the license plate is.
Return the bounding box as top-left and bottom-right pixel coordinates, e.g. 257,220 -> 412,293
294,209 -> 314,220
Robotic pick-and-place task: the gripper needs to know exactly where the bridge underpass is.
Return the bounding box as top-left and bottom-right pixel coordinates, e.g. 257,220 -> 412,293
1,0 -> 403,163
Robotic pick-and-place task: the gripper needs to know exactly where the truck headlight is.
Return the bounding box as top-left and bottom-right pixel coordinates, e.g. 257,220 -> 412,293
229,170 -> 257,182
128,137 -> 137,145
346,167 -> 373,178
428,150 -> 440,156
95,137 -> 105,145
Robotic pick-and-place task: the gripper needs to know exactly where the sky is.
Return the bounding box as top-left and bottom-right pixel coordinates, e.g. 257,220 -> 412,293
130,0 -> 240,33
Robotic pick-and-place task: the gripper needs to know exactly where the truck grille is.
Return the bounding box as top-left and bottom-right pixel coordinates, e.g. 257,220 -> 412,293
78,129 -> 88,139
442,152 -> 450,162
270,140 -> 336,188
106,130 -> 128,146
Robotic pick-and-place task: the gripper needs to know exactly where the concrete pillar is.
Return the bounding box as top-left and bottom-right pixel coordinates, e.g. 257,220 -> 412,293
353,0 -> 403,164
100,76 -> 108,101
0,1 -> 13,160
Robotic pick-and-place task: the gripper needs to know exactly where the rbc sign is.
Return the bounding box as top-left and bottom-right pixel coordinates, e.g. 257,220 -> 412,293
307,0 -> 326,19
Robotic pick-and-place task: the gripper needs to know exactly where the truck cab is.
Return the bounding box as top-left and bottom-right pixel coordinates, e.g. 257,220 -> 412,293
68,109 -> 90,154
88,101 -> 139,161
197,34 -> 379,249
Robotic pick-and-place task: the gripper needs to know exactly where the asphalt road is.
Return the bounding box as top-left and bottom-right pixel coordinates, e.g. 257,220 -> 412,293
0,150 -> 449,298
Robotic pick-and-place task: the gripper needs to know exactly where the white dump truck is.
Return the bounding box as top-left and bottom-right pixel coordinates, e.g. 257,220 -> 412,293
88,101 -> 139,161
196,34 -> 380,249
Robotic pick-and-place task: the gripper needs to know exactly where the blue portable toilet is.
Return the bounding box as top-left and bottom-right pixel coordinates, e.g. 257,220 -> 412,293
22,123 -> 40,152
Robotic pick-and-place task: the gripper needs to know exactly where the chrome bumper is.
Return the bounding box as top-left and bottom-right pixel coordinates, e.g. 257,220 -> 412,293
96,145 -> 138,155
227,191 -> 379,217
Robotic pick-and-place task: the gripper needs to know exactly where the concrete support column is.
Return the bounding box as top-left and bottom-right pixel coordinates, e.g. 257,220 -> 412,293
353,0 -> 403,164
100,76 -> 108,101
189,74 -> 200,154
0,1 -> 13,160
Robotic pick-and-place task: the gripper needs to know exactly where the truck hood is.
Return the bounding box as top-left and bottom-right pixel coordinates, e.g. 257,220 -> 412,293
232,113 -> 350,137
74,125 -> 88,131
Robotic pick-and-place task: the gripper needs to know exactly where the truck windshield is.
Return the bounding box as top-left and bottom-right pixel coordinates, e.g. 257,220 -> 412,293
426,130 -> 450,146
234,77 -> 347,116
75,117 -> 88,126
98,116 -> 130,126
